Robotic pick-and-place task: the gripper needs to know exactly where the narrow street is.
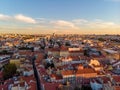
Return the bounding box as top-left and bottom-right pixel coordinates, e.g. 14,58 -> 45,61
32,56 -> 41,90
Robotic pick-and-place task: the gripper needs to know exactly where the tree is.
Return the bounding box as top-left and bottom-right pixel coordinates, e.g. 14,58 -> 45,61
84,50 -> 90,57
3,63 -> 17,80
98,51 -> 102,56
0,50 -> 13,55
74,86 -> 80,90
81,85 -> 92,90
44,54 -> 48,59
56,41 -> 62,48
65,42 -> 71,46
98,38 -> 105,42
18,47 -> 34,51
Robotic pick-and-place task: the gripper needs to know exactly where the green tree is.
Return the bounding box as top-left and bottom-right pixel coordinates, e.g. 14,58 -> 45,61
98,38 -> 105,42
65,42 -> 71,46
81,85 -> 92,90
74,86 -> 80,90
3,63 -> 17,80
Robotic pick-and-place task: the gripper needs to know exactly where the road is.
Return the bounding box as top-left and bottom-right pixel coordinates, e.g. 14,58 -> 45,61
32,56 -> 42,90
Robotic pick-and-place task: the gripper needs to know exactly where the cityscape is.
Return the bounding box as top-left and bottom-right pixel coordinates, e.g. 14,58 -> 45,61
0,34 -> 120,90
0,0 -> 120,90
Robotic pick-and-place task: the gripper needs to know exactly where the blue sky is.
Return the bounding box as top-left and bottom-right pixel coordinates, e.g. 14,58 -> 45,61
0,0 -> 120,34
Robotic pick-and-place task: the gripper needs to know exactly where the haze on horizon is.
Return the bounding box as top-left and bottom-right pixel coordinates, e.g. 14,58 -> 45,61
0,0 -> 120,34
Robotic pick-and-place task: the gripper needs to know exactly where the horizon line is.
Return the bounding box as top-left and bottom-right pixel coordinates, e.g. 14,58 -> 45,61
0,32 -> 120,35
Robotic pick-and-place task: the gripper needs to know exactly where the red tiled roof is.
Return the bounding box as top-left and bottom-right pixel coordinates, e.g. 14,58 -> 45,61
77,64 -> 84,70
28,81 -> 37,90
69,50 -> 83,53
76,68 -> 96,74
38,67 -> 47,76
90,55 -> 105,58
100,76 -> 111,83
35,53 -> 44,63
13,82 -> 25,87
64,55 -> 80,60
114,86 -> 120,90
4,79 -> 14,85
60,46 -> 68,51
61,70 -> 74,76
50,74 -> 63,80
113,75 -> 120,83
20,75 -> 36,84
57,65 -> 69,70
0,72 -> 3,79
19,50 -> 32,56
0,85 -> 8,90
44,82 -> 60,90
48,48 -> 60,52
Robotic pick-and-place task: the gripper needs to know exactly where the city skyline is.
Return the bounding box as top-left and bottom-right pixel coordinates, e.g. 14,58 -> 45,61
0,0 -> 120,34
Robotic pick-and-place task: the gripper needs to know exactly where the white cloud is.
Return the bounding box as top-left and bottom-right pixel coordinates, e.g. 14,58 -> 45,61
35,18 -> 49,24
0,13 -> 120,34
0,14 -> 11,21
14,14 -> 36,24
72,18 -> 120,29
88,19 -> 119,28
51,20 -> 77,28
72,19 -> 88,24
0,13 -> 37,24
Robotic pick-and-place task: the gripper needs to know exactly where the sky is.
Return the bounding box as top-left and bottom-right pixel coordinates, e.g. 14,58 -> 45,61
0,0 -> 120,34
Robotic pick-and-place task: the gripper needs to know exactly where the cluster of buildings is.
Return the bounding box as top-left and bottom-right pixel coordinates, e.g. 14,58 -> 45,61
0,34 -> 120,90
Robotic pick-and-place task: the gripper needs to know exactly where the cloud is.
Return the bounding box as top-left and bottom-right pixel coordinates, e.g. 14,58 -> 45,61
14,14 -> 36,24
72,19 -> 88,24
72,18 -> 120,29
0,13 -> 120,34
0,13 -> 37,24
50,20 -> 77,29
0,14 -> 11,21
87,19 -> 119,28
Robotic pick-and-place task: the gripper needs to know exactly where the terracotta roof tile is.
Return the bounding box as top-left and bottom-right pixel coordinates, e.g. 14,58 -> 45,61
61,70 -> 74,76
76,68 -> 96,74
100,76 -> 111,83
44,82 -> 60,90
113,75 -> 120,82
0,85 -> 8,90
114,86 -> 120,90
